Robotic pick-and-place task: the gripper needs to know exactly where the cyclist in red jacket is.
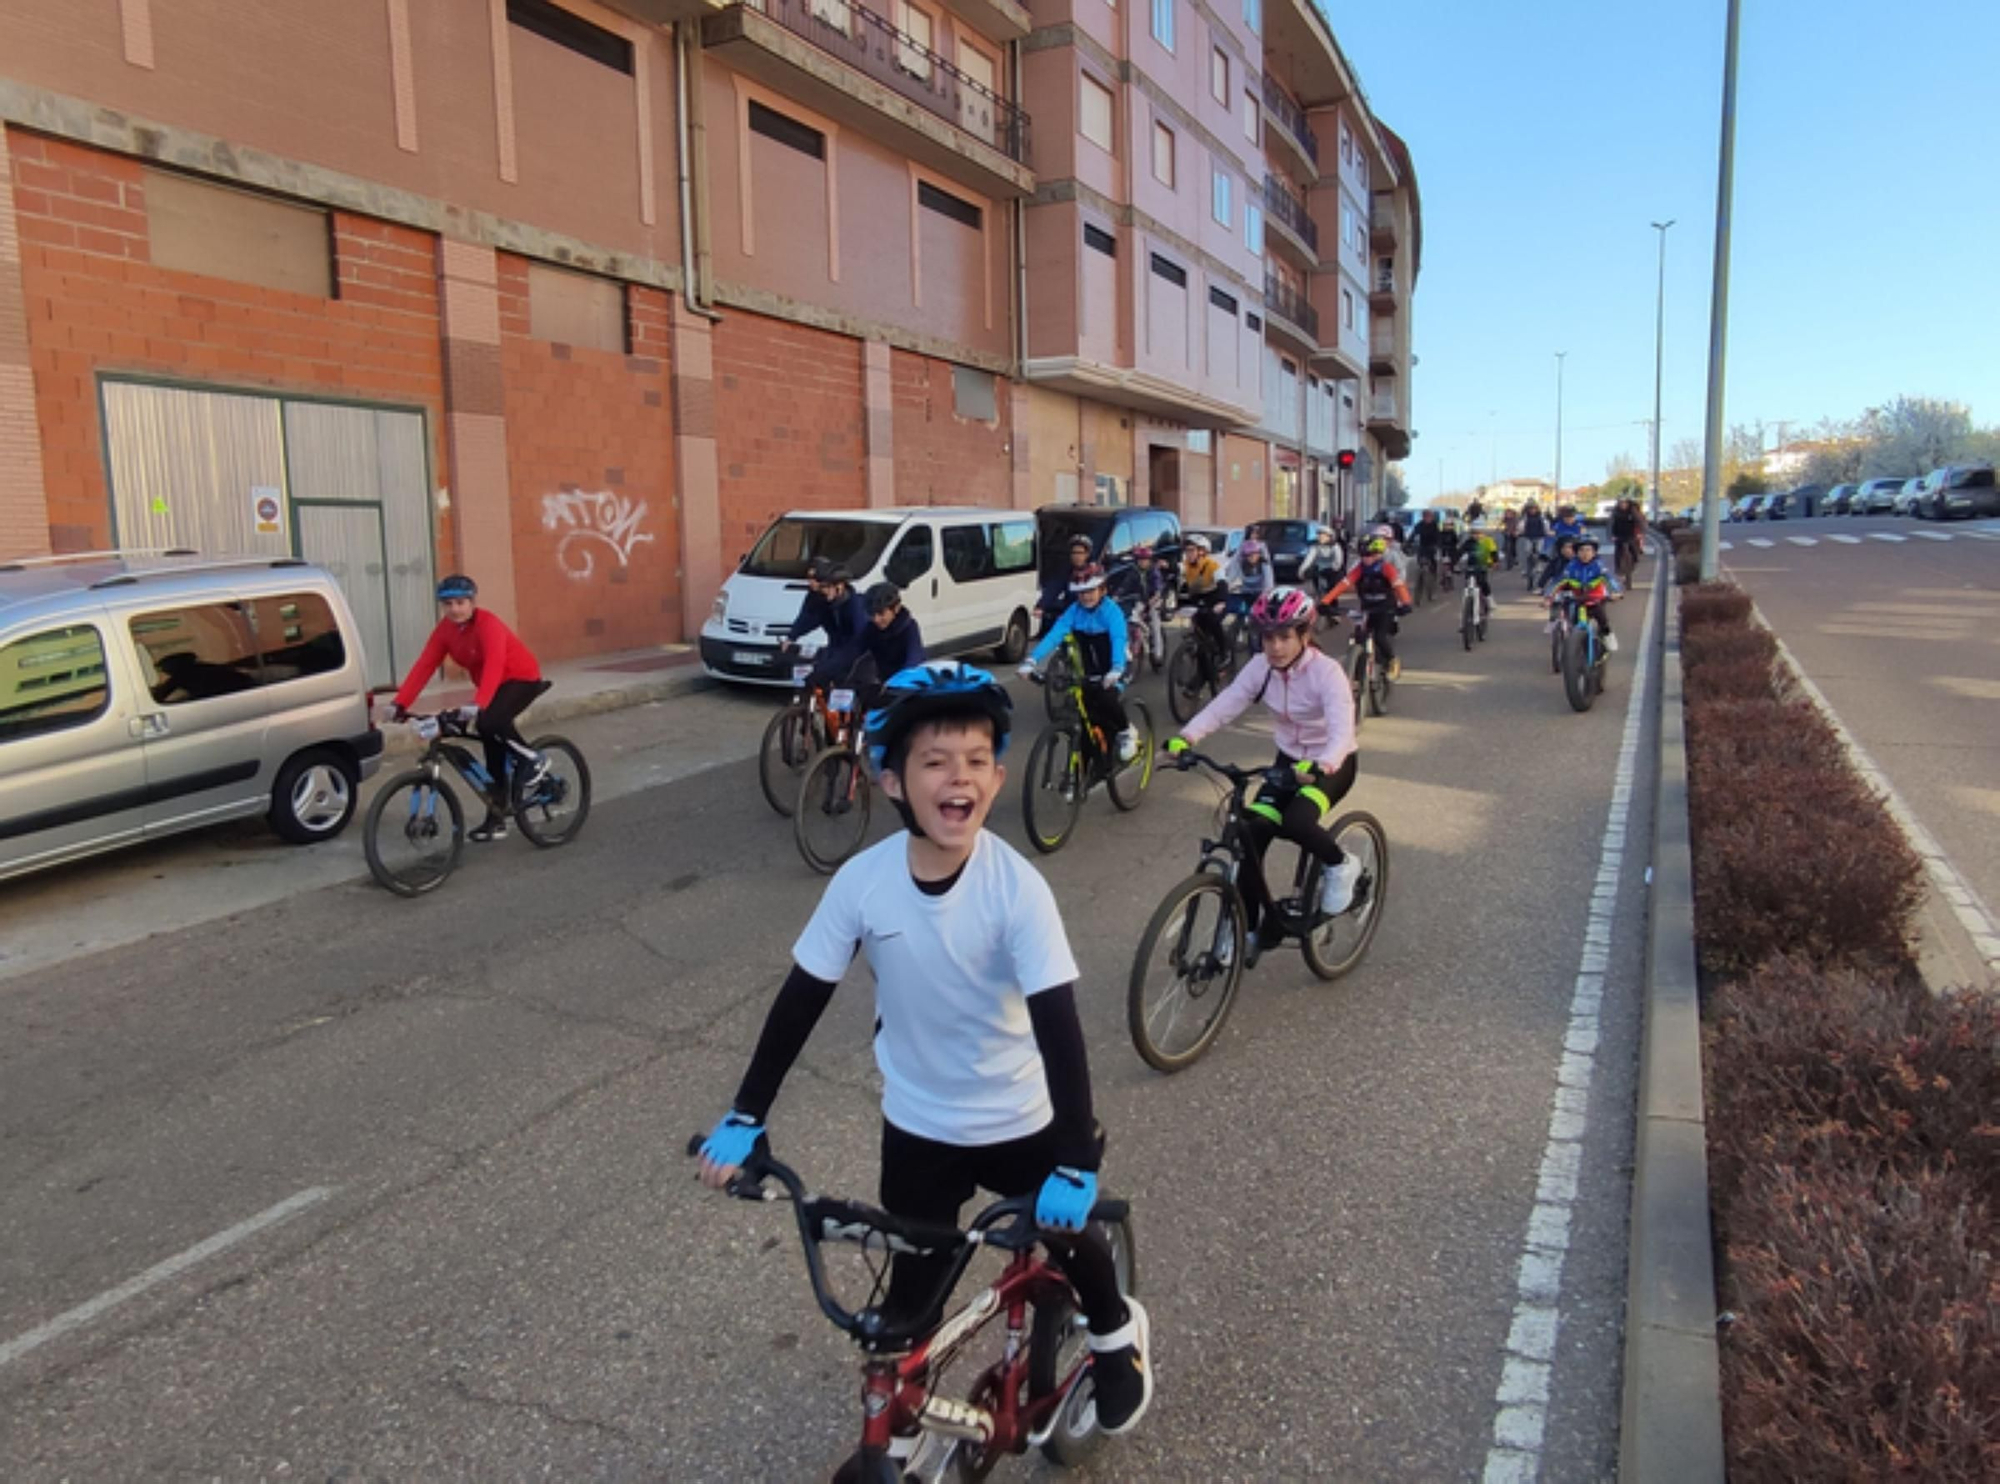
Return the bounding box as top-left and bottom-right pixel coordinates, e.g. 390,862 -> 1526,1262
392,574 -> 549,841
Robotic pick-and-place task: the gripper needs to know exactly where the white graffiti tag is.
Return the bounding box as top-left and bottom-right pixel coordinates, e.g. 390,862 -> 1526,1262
540,488 -> 655,581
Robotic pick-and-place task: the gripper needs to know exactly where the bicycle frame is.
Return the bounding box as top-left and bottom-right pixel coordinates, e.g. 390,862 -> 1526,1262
1182,752 -> 1322,942
1050,633 -> 1113,767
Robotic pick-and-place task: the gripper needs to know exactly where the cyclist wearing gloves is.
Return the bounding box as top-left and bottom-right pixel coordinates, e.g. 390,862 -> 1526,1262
696,662 -> 1151,1449
1299,527 -> 1346,602
1224,536 -> 1276,610
1022,564 -> 1138,763
1545,532 -> 1624,651
780,559 -> 870,690
1181,534 -> 1231,686
1318,534 -> 1415,679
1165,587 -> 1362,956
1115,544 -> 1171,668
390,573 -> 547,843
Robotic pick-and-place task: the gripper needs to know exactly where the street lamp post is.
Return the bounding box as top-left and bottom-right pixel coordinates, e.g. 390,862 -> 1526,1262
1650,219 -> 1675,521
1699,0 -> 1743,581
1554,352 -> 1567,499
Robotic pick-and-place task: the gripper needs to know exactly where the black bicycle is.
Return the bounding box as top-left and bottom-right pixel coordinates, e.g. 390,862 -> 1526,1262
1165,601 -> 1238,724
364,711 -> 591,895
1127,749 -> 1389,1072
1022,634 -> 1154,854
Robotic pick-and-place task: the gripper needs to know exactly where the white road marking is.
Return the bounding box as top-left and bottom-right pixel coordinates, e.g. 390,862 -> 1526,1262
1912,530 -> 1955,542
1482,567 -> 1658,1483
1785,536 -> 1818,547
1828,534 -> 1863,545
1869,532 -> 1908,543
1969,531 -> 2000,542
1746,537 -> 1774,548
0,1187 -> 333,1369
1718,541 -> 1734,551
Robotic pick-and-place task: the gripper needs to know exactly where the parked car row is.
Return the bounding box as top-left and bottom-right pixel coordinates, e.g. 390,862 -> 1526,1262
1725,463 -> 1997,522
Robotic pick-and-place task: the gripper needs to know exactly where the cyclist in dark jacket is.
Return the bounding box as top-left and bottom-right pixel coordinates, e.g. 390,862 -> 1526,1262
1037,536 -> 1096,637
862,582 -> 926,677
781,559 -> 870,688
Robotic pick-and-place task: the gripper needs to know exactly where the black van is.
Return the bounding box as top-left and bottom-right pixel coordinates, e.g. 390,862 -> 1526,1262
1035,504 -> 1183,584
1245,518 -> 1324,585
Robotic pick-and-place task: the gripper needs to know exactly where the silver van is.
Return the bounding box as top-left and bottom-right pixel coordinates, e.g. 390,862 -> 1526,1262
0,551 -> 384,882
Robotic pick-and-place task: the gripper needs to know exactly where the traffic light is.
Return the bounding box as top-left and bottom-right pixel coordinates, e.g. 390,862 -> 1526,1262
1336,449 -> 1357,469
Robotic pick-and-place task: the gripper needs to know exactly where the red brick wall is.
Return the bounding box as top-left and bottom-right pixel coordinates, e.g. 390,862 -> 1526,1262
713,312 -> 865,555
890,349 -> 1013,509
495,254 -> 680,662
8,130 -> 446,551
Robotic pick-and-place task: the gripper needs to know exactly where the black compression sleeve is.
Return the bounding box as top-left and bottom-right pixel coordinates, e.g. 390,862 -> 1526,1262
731,964 -> 839,1121
1028,985 -> 1099,1171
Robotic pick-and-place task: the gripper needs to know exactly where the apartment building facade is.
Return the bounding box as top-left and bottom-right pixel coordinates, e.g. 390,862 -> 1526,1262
0,0 -> 1417,672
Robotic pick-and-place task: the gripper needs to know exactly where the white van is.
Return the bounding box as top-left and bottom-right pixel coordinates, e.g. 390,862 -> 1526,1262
700,507 -> 1038,686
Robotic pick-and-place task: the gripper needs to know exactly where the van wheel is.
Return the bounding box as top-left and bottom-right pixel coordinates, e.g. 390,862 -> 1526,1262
270,750 -> 359,844
994,608 -> 1031,664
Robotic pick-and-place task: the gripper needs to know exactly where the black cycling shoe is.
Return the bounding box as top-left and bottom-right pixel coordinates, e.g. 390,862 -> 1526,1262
1091,1298 -> 1153,1436
469,816 -> 510,843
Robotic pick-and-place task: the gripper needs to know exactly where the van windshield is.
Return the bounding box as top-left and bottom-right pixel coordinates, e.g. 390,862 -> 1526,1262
1251,520 -> 1314,551
742,517 -> 898,580
1036,511 -> 1111,580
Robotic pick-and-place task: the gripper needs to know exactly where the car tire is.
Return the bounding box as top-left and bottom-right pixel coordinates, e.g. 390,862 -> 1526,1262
994,607 -> 1031,665
269,749 -> 360,844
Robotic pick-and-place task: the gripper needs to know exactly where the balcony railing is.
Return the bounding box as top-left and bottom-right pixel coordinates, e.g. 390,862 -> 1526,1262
1261,75 -> 1319,167
1372,265 -> 1394,296
743,0 -> 1030,164
1262,174 -> 1318,254
1263,270 -> 1319,341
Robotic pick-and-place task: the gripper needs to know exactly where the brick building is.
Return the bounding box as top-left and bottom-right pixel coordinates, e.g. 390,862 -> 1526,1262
0,0 -> 1419,674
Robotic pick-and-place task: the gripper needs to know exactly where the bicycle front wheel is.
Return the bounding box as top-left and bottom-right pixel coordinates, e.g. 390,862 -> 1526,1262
1302,812 -> 1390,980
1043,646 -> 1078,722
1107,698 -> 1154,812
1563,627 -> 1595,712
757,701 -> 817,817
363,770 -> 464,896
794,747 -> 872,874
1029,1210 -> 1138,1468
514,736 -> 592,847
1461,591 -> 1475,651
1022,726 -> 1084,854
1367,654 -> 1390,716
1166,639 -> 1207,724
1128,872 -> 1247,1072
1348,646 -> 1369,732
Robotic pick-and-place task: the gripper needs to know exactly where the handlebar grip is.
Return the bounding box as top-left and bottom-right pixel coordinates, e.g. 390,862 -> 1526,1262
1089,1199 -> 1130,1224
685,1134 -> 706,1158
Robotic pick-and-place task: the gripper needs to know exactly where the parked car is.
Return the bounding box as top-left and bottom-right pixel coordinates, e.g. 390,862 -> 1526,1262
701,506 -> 1040,684
1037,503 -> 1182,584
1856,477 -> 1906,514
1782,483 -> 1825,517
1244,519 -> 1326,586
1182,525 -> 1244,565
1892,478 -> 1927,516
0,552 -> 385,883
1823,483 -> 1859,515
1728,495 -> 1757,521
1762,492 -> 1794,521
1918,463 -> 1999,520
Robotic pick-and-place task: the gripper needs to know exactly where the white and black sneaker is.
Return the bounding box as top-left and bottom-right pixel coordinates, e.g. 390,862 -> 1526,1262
1319,856 -> 1364,916
1089,1297 -> 1153,1436
469,816 -> 510,843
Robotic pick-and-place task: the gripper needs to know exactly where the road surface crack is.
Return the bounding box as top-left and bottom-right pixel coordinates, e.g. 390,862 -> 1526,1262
440,1373 -> 636,1445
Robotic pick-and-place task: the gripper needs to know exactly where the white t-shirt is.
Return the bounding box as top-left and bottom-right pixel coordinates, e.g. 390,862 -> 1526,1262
792,830 -> 1080,1146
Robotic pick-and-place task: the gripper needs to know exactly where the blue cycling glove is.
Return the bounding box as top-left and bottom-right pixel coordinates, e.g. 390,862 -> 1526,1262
1035,1165 -> 1098,1233
699,1111 -> 764,1170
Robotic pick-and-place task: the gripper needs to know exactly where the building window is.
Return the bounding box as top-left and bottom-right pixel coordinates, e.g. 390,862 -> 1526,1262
1081,73 -> 1115,152
1212,170 -> 1231,226
1343,288 -> 1355,330
507,0 -> 633,75
529,261 -> 628,352
1341,203 -> 1355,254
1341,121 -> 1353,165
895,1 -> 935,81
1151,0 -> 1174,52
952,367 -> 998,421
1246,202 -> 1263,255
1084,223 -> 1118,257
1211,48 -> 1229,104
1246,312 -> 1262,331
0,625 -> 108,742
810,0 -> 855,35
146,170 -> 332,299
1209,285 -> 1239,315
918,180 -> 983,230
1150,252 -> 1187,288
749,100 -> 826,160
1243,0 -> 1261,35
1242,90 -> 1259,143
1152,121 -> 1175,186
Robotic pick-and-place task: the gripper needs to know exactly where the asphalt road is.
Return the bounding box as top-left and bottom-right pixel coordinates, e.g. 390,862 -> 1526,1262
1721,512 -> 2000,976
0,560 -> 1662,1481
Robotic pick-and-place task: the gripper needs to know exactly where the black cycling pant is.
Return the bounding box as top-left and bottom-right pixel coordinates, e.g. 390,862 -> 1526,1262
1467,569 -> 1492,600
476,679 -> 551,805
1240,752 -> 1358,935
880,1120 -> 1127,1336
1080,679 -> 1129,745
1503,534 -> 1519,567
1190,595 -> 1230,679
1356,606 -> 1399,665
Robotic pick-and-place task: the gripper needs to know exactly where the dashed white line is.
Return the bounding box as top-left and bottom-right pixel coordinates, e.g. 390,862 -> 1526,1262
0,1187 -> 333,1369
1746,537 -> 1774,548
1828,534 -> 1863,544
1785,536 -> 1818,547
1718,540 -> 1734,551
1482,570 -> 1658,1483
1969,531 -> 2000,542
1912,530 -> 1955,542
1869,532 -> 1908,543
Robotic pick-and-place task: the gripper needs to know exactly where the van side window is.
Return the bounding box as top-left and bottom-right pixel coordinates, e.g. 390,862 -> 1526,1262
0,624 -> 110,743
252,594 -> 346,682
992,521 -> 1035,575
129,603 -> 261,705
885,526 -> 934,586
942,525 -> 991,583
1105,520 -> 1136,561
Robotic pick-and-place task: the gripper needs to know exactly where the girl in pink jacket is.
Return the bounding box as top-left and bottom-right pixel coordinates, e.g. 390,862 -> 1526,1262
1166,585 -> 1361,938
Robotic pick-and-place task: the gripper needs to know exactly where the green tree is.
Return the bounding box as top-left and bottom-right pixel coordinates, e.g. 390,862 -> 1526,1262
1857,397 -> 1973,479
1727,469 -> 1770,499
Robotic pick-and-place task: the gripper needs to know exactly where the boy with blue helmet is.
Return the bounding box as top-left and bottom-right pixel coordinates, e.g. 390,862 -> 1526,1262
698,661 -> 1152,1450
1022,563 -> 1138,763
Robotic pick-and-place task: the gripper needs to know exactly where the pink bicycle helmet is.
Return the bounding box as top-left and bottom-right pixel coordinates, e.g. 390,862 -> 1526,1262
1250,585 -> 1316,633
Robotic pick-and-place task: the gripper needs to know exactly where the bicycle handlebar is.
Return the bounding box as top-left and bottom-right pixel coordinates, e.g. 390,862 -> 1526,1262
685,1136 -> 1129,1346
1165,746 -> 1293,795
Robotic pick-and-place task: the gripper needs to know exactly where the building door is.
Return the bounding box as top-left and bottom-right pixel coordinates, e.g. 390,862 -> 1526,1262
101,381 -> 432,691
1148,446 -> 1182,515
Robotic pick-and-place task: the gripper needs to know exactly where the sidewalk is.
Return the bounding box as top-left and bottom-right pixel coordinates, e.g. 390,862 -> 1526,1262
386,643 -> 715,754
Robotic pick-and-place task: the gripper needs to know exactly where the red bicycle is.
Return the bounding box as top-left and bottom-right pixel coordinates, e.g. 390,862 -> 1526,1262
688,1139 -> 1137,1482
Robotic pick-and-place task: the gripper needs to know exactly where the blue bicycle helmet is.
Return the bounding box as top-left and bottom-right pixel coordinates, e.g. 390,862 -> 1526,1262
863,661 -> 1013,777
436,573 -> 477,600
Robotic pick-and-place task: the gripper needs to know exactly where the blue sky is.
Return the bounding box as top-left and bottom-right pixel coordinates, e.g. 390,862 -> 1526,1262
1329,0 -> 2000,500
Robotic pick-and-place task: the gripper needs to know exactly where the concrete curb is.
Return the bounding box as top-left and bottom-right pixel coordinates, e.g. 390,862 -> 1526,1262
1620,581 -> 1726,1482
379,664 -> 716,759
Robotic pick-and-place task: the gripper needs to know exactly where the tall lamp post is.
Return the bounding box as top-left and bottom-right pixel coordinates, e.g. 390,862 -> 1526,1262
1650,219 -> 1675,521
1699,0 -> 1743,580
1554,351 -> 1568,499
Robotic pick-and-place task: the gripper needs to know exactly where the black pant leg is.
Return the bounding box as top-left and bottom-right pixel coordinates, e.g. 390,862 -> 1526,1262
879,1123 -> 981,1328
971,1128 -> 1128,1336
1081,683 -> 1127,744
476,679 -> 541,797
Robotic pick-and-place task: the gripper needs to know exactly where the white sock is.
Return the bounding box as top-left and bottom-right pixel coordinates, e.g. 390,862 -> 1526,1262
1089,1315 -> 1139,1352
